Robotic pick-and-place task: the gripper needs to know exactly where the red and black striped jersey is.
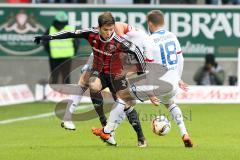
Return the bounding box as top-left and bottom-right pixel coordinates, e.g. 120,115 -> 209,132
50,27 -> 146,75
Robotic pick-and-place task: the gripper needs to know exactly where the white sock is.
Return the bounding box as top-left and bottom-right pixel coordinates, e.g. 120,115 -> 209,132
168,103 -> 188,137
104,99 -> 126,133
63,86 -> 87,121
68,95 -> 82,113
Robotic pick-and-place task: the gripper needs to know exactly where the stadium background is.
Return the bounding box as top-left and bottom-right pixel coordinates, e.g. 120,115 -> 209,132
0,4 -> 238,88
0,2 -> 240,160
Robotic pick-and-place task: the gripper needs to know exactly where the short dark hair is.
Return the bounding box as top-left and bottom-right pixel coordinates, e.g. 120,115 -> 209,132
205,54 -> 216,65
147,10 -> 164,26
98,12 -> 115,27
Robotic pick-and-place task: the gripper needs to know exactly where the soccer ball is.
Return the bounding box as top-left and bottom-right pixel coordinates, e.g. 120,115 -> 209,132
151,115 -> 171,136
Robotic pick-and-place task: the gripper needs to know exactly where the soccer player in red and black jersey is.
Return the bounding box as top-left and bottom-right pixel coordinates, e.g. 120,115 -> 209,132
34,12 -> 147,147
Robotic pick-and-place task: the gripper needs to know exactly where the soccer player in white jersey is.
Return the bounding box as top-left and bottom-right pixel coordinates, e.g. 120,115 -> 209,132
146,10 -> 193,147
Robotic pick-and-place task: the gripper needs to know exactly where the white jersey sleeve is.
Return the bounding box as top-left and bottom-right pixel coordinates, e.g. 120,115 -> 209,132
81,52 -> 93,73
124,27 -> 155,62
174,35 -> 184,80
177,52 -> 184,80
175,35 -> 182,54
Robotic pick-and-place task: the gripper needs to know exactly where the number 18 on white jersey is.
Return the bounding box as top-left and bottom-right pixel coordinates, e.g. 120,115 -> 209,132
150,29 -> 182,71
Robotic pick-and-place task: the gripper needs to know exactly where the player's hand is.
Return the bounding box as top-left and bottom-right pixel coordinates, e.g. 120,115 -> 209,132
149,96 -> 160,106
178,80 -> 188,92
33,35 -> 51,44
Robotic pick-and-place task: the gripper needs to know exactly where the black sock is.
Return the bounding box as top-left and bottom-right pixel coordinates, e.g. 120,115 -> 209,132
90,91 -> 107,126
125,107 -> 145,141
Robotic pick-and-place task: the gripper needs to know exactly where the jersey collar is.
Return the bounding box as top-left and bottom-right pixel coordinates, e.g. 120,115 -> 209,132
153,27 -> 167,35
99,32 -> 116,43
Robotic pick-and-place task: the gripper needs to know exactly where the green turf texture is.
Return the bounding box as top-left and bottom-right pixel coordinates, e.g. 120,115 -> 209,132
0,102 -> 239,160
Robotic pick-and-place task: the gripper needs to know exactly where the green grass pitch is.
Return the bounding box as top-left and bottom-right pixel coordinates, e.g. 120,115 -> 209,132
0,102 -> 239,160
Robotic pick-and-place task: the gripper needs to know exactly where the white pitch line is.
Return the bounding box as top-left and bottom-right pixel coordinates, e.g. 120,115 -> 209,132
0,105 -> 93,125
0,112 -> 55,125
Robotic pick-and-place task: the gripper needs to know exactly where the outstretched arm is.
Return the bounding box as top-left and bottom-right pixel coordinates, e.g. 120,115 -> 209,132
51,30 -> 80,39
34,29 -> 90,44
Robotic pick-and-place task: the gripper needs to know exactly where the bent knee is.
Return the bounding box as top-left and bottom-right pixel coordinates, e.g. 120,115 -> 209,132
88,77 -> 102,92
117,89 -> 135,106
78,71 -> 91,86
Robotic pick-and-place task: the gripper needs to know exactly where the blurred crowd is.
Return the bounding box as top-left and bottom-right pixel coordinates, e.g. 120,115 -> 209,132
2,0 -> 240,5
